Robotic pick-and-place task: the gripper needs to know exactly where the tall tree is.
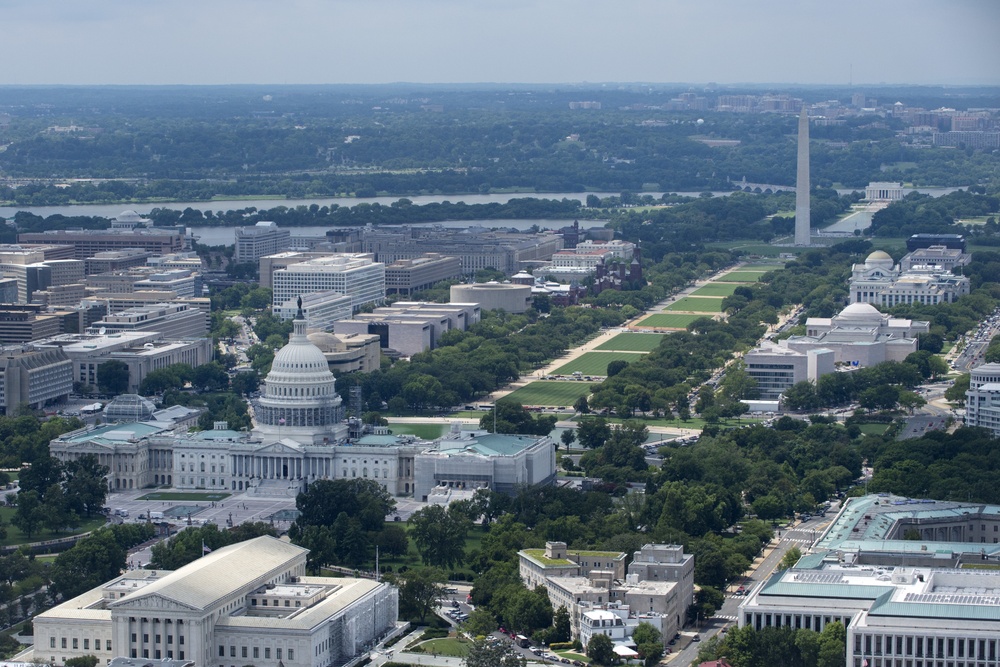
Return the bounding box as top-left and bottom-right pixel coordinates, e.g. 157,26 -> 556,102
587,633 -> 617,666
466,637 -> 526,667
294,478 -> 395,532
390,567 -> 447,623
97,360 -> 130,395
409,504 -> 471,569
51,530 -> 126,599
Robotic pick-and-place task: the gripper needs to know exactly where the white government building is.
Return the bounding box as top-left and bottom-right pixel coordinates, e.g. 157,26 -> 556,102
849,251 -> 970,308
740,494 -> 1000,667
964,362 -> 1000,436
49,307 -> 555,498
781,302 -> 929,368
31,536 -> 400,667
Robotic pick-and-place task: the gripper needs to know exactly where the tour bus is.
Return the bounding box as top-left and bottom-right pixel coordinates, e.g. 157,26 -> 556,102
516,635 -> 530,648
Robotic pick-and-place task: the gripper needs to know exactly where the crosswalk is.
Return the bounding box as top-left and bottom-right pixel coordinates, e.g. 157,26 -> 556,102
715,614 -> 738,621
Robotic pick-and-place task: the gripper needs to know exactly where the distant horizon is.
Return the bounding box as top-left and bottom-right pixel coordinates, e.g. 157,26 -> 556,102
1,81 -> 998,90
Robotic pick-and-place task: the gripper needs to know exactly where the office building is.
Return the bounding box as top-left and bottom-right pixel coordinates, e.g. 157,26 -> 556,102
18,228 -> 186,260
85,249 -> 153,275
335,302 -> 480,356
32,536 -> 399,667
850,251 -> 970,307
744,343 -> 835,399
362,226 -> 564,275
271,254 -> 385,312
33,332 -> 212,394
384,254 -> 462,295
274,291 -> 353,331
0,305 -> 63,344
519,542 -> 693,647
86,303 -> 209,339
306,331 -> 382,374
740,494 -> 1000,666
899,245 -> 971,272
145,252 -> 203,272
259,251 -> 342,289
964,363 -> 1000,435
235,221 -> 291,263
0,346 -> 73,415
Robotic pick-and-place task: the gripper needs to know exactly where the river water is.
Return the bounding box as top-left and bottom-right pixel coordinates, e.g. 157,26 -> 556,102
0,191 -> 690,220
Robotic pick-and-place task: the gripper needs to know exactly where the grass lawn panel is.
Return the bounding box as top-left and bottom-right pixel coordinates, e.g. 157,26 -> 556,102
553,352 -> 643,376
137,491 -> 231,501
503,381 -> 592,407
856,423 -> 891,435
419,638 -> 471,657
636,313 -> 706,329
595,332 -> 664,352
665,297 -> 725,312
0,507 -> 106,548
691,283 -> 739,297
717,271 -> 769,282
387,423 -> 448,440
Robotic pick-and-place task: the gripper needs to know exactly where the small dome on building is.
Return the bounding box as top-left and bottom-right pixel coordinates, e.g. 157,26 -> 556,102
839,302 -> 883,319
865,250 -> 894,268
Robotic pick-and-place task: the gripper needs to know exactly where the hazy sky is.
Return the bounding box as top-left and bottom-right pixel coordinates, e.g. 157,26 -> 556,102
4,0 -> 999,86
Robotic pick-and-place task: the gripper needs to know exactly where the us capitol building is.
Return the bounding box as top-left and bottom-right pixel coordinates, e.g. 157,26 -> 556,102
49,304 -> 555,499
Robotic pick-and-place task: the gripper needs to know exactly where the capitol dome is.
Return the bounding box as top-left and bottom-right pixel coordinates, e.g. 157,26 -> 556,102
252,300 -> 346,445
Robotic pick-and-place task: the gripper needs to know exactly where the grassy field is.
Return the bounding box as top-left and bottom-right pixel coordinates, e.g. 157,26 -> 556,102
502,381 -> 592,407
0,507 -> 106,548
387,423 -> 449,440
691,283 -> 739,297
856,423 -> 891,435
665,297 -> 725,312
595,332 -> 665,352
636,313 -> 707,329
137,491 -> 231,501
716,271 -> 769,283
419,638 -> 472,657
553,352 -> 644,376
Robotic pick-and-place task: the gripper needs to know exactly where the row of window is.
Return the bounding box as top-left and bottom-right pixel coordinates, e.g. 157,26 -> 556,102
220,645 -> 293,660
251,598 -> 302,607
131,633 -> 183,645
856,634 -> 999,661
51,637 -> 111,651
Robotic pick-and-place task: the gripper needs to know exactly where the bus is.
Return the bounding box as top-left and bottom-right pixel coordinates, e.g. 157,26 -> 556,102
515,635 -> 530,648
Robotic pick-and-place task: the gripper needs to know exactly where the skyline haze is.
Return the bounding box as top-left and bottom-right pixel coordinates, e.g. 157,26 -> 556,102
3,0 -> 999,87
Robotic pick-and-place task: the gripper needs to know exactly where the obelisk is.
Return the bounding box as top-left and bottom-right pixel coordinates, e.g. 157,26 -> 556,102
794,106 -> 811,246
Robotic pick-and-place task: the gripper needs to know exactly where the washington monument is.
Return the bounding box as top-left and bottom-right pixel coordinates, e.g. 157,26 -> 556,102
794,106 -> 811,246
